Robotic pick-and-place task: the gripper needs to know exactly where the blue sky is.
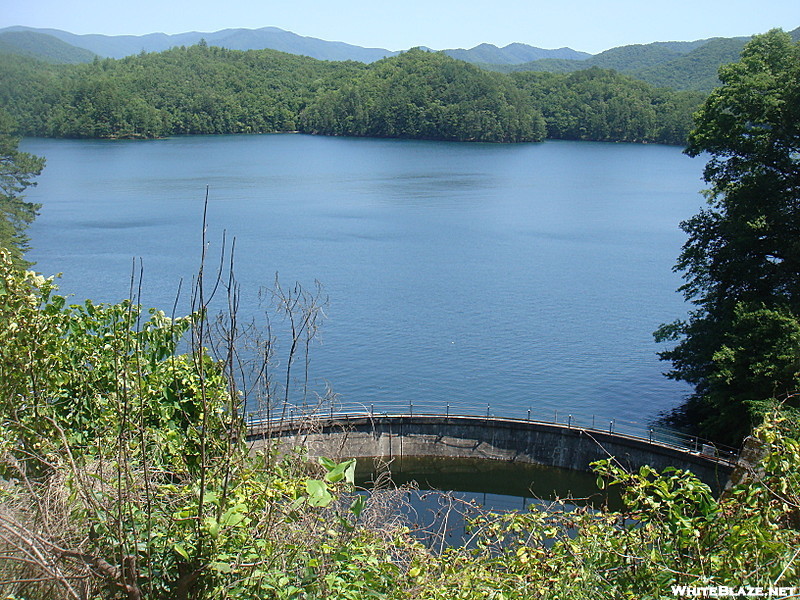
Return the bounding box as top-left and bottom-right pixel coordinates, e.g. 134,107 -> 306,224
2,0 -> 798,54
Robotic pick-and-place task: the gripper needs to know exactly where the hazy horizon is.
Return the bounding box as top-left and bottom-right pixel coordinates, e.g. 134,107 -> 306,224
2,0 -> 798,55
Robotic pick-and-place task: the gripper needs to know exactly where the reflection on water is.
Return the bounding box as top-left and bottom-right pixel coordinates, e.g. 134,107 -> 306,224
355,456 -> 623,545
23,134 -> 704,426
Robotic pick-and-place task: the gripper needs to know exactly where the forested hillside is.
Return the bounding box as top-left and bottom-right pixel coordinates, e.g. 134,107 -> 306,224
0,30 -> 96,64
443,42 -> 589,64
299,49 -> 545,142
512,68 -> 703,142
486,27 -> 800,92
0,45 -> 365,138
486,38 -> 748,92
0,44 -> 702,144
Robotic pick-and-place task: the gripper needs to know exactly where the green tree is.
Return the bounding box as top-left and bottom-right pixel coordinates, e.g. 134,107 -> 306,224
0,109 -> 45,266
656,29 -> 800,445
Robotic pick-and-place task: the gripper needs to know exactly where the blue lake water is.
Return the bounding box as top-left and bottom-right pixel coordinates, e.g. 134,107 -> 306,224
21,134 -> 706,426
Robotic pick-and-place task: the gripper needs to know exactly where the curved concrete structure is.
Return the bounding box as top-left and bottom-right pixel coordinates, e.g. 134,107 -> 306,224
248,414 -> 736,493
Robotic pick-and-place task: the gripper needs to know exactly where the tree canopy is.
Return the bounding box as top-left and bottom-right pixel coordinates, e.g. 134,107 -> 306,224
511,67 -> 703,144
300,48 -> 546,142
0,44 -> 701,145
0,109 -> 45,266
656,29 -> 800,444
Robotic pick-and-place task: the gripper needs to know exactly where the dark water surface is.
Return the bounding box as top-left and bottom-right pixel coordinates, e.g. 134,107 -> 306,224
22,134 -> 705,425
355,456 -> 623,545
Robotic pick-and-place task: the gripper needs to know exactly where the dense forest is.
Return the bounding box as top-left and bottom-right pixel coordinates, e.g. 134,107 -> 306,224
0,43 -> 703,144
484,38 -> 749,93
484,27 -> 800,93
299,49 -> 545,142
511,68 -> 702,142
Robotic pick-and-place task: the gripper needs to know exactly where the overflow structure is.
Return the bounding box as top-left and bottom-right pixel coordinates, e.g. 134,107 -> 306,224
246,400 -> 739,493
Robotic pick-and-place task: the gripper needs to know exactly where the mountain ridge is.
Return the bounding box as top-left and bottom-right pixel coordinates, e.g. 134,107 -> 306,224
0,30 -> 97,63
0,25 -> 591,64
1,24 -> 797,94
478,28 -> 799,92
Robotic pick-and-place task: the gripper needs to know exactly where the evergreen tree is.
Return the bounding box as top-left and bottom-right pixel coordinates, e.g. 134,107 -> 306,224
0,109 -> 45,266
656,30 -> 800,445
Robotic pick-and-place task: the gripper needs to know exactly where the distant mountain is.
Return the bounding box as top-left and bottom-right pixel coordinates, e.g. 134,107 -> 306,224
1,24 -> 797,92
0,26 -> 589,66
0,30 -> 96,63
0,26 -> 400,62
628,37 -> 751,91
442,42 -> 589,64
486,38 -> 731,73
481,29 -> 799,92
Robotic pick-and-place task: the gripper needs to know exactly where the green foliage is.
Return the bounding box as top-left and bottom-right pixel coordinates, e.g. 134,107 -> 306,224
300,48 -> 545,142
0,30 -> 97,64
1,44 -> 364,139
631,37 -> 749,92
0,251 -> 229,473
491,35 -> 752,93
0,42 -> 704,145
404,418 -> 799,600
0,252 -> 413,599
656,29 -> 800,445
2,250 -> 800,598
512,67 -> 704,144
0,109 -> 44,266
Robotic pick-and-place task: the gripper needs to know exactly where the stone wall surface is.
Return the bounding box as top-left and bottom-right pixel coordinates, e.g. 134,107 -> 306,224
248,415 -> 734,493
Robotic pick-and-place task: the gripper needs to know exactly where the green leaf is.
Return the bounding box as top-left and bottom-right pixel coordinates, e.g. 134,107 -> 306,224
173,543 -> 190,560
219,504 -> 248,528
324,458 -> 356,484
319,457 -> 338,471
211,561 -> 232,574
306,479 -> 333,507
350,495 -> 366,518
204,516 -> 220,538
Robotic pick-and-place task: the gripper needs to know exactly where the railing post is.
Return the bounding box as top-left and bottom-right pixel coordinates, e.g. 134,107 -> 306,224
446,403 -> 450,418
568,414 -> 572,429
410,401 -> 413,418
527,408 -> 531,421
649,428 -> 653,443
486,403 -> 490,418
370,404 -> 374,419
609,420 -> 613,434
554,410 -> 558,423
591,414 -> 595,429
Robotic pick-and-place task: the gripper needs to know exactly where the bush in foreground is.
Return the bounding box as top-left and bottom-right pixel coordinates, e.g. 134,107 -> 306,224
0,252 -> 798,599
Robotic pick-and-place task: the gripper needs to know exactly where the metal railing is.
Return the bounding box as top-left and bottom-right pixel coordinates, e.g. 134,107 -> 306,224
245,397 -> 740,464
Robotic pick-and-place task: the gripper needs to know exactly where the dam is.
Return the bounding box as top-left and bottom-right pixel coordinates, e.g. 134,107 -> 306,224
246,406 -> 738,493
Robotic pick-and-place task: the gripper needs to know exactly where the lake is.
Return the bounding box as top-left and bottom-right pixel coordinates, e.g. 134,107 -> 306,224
20,133 -> 705,427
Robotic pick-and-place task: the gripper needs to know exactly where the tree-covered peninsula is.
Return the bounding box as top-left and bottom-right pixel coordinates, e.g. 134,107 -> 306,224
299,49 -> 545,142
0,43 -> 702,144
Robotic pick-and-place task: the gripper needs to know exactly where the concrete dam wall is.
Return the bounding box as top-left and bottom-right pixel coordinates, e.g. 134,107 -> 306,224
248,414 -> 735,492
